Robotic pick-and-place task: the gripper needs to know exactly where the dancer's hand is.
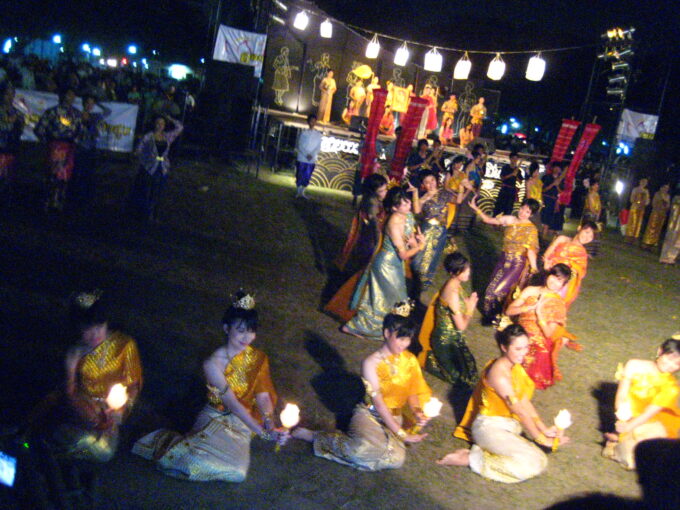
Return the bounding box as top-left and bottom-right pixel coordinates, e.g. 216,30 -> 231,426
615,420 -> 632,434
414,227 -> 425,248
403,432 -> 428,444
465,292 -> 479,310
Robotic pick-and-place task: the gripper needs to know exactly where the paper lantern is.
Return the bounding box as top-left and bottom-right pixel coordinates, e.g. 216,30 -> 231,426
394,42 -> 409,66
366,34 -> 380,59
320,19 -> 333,38
293,11 -> 309,31
280,403 -> 300,429
453,52 -> 471,80
487,53 -> 506,80
526,54 -> 546,81
424,47 -> 442,73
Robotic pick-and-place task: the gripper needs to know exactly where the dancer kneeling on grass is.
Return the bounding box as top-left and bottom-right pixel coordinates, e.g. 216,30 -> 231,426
602,337 -> 680,470
438,324 -> 569,483
133,292 -> 288,482
293,305 -> 433,471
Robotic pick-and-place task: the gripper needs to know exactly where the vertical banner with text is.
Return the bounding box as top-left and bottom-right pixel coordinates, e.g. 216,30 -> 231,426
560,123 -> 601,205
550,119 -> 581,163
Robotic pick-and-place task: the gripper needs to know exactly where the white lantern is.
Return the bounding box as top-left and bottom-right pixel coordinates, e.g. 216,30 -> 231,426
526,53 -> 546,81
554,409 -> 573,430
106,384 -> 128,410
320,18 -> 333,38
487,53 -> 506,80
424,47 -> 443,73
394,42 -> 409,67
280,403 -> 300,429
453,52 -> 471,80
293,10 -> 309,31
366,34 -> 380,59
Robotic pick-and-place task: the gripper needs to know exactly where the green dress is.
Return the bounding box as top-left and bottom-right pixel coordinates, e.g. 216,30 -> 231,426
425,289 -> 478,388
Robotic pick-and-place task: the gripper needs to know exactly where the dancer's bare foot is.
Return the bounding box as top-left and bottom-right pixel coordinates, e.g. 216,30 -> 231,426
340,325 -> 366,339
291,427 -> 315,442
436,449 -> 470,466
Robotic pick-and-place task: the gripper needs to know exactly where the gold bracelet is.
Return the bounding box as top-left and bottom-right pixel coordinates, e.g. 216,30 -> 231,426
396,428 -> 407,439
531,416 -> 541,425
508,395 -> 519,405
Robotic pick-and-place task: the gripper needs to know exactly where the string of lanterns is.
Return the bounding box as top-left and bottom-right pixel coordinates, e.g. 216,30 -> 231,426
282,7 -> 595,82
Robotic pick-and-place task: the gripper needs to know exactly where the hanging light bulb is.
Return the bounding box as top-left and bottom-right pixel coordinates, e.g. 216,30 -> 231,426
320,18 -> 333,38
424,47 -> 443,72
293,10 -> 309,30
487,53 -> 506,80
525,53 -> 546,81
453,52 -> 471,80
366,34 -> 380,59
394,42 -> 409,66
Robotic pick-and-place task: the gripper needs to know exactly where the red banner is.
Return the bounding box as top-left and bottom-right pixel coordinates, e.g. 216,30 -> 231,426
559,123 -> 601,205
550,119 -> 581,163
389,97 -> 428,181
359,88 -> 387,179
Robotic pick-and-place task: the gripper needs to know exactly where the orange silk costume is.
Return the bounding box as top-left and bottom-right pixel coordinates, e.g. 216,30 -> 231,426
518,292 -> 567,390
544,241 -> 588,309
454,361 -> 535,442
207,345 -> 277,420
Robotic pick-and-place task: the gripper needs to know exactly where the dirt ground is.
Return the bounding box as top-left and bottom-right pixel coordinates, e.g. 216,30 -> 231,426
1,148 -> 679,509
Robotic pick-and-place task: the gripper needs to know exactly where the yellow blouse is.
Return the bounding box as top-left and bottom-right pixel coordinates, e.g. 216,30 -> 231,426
526,178 -> 543,203
454,361 -> 534,441
585,190 -> 601,215
374,351 -> 432,410
78,331 -> 143,400
616,363 -> 680,438
503,222 -> 539,256
207,345 -> 277,420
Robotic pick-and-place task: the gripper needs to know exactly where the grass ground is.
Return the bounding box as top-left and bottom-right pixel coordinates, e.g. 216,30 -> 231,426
1,148 -> 679,509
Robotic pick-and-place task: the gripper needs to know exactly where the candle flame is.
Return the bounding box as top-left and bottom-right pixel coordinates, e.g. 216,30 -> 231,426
422,397 -> 443,418
554,409 -> 572,430
615,401 -> 633,422
106,383 -> 128,410
280,403 -> 300,429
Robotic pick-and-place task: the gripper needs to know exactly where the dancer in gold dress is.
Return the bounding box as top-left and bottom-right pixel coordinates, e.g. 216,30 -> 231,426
133,292 -> 287,482
625,178 -> 650,243
642,184 -> 671,249
438,324 -> 569,483
293,307 -> 432,471
603,337 -> 680,470
660,195 -> 680,264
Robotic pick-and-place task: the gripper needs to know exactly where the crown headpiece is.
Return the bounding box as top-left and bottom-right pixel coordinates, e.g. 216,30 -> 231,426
391,299 -> 414,317
75,289 -> 103,309
233,293 -> 256,310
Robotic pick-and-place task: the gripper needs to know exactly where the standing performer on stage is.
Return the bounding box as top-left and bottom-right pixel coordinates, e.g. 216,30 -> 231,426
438,324 -> 569,483
642,184 -> 671,249
412,170 -> 464,292
602,337 -> 680,470
317,70 -> 337,124
293,306 -> 432,471
342,187 -> 424,339
660,195 -> 680,265
506,264 -> 571,390
625,178 -> 650,244
34,87 -> 82,211
134,292 -> 288,482
295,114 -> 322,199
493,152 -> 522,216
469,97 -> 486,138
469,197 -> 539,324
542,220 -> 597,310
418,252 -> 479,388
441,94 -> 458,125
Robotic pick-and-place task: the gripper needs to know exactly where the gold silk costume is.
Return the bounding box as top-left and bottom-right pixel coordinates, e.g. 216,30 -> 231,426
454,361 -> 547,483
133,345 -> 278,482
604,363 -> 680,469
526,178 -> 543,204
584,189 -> 601,219
626,188 -> 650,239
642,191 -> 670,247
503,222 -> 539,256
660,196 -> 680,264
313,351 -> 432,471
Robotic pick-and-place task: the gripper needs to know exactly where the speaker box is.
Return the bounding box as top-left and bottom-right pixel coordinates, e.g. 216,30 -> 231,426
197,61 -> 255,154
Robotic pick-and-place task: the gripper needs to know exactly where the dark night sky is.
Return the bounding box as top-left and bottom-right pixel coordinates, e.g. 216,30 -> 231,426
4,0 -> 679,146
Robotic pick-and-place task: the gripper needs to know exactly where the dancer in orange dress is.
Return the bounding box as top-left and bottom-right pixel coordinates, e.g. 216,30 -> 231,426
506,264 -> 571,389
542,220 -> 597,310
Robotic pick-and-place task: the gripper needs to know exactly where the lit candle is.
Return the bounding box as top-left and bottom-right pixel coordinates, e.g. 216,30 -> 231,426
414,397 -> 443,433
105,383 -> 128,410
615,401 -> 632,422
275,404 -> 300,452
552,409 -> 572,452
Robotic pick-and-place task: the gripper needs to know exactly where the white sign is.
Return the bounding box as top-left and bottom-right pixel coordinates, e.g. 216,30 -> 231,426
617,108 -> 659,143
14,89 -> 138,153
213,25 -> 267,78
321,135 -> 360,155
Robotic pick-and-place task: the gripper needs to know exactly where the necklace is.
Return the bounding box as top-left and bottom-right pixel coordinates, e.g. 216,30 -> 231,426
380,350 -> 400,377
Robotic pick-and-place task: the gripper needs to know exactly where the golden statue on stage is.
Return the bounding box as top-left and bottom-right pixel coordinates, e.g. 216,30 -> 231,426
342,64 -> 373,125
318,70 -> 337,124
469,97 -> 487,138
441,94 -> 458,124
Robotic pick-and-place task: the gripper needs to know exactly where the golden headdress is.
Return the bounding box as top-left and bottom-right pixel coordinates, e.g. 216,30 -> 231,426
391,299 -> 414,317
233,292 -> 256,310
74,289 -> 103,309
